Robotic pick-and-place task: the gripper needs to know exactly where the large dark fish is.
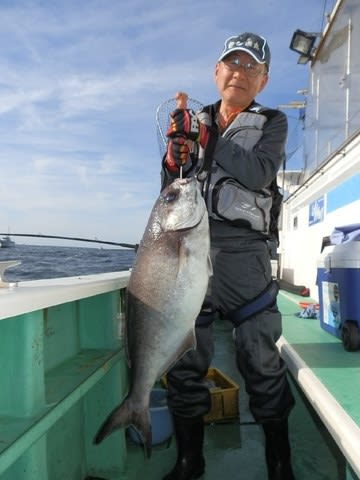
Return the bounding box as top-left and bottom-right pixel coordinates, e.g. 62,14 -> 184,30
94,177 -> 211,457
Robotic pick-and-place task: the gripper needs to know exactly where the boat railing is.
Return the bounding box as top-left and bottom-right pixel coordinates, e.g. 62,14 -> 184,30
0,270 -> 131,480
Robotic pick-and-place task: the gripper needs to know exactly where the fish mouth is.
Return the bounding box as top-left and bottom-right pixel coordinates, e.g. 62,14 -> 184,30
177,177 -> 195,185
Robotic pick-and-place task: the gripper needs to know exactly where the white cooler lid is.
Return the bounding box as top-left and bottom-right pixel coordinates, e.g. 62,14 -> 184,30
317,242 -> 360,269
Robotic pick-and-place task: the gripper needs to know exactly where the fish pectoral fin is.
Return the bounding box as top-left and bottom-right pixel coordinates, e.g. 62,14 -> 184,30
177,238 -> 190,276
178,241 -> 212,278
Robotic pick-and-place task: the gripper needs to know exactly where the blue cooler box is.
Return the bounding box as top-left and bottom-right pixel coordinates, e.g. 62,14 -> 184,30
316,242 -> 360,339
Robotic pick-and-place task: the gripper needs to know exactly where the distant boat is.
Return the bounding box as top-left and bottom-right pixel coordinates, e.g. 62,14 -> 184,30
0,235 -> 15,248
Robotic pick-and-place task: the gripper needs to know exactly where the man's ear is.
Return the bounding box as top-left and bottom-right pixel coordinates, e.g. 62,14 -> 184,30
213,62 -> 220,81
257,73 -> 269,94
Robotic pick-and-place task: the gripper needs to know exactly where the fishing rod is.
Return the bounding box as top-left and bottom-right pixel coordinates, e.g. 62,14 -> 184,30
0,233 -> 138,250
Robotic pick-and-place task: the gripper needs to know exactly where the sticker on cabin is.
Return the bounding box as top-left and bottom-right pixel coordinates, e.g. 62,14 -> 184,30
309,196 -> 324,225
322,281 -> 341,328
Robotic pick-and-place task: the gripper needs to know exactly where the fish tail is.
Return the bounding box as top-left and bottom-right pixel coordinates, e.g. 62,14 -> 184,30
93,397 -> 152,458
134,411 -> 152,459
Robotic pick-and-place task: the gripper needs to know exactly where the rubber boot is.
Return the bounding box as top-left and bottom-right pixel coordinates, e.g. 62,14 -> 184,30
262,419 -> 295,480
163,415 -> 205,480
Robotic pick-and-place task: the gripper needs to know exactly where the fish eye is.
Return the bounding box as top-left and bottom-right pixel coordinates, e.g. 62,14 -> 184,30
164,191 -> 179,203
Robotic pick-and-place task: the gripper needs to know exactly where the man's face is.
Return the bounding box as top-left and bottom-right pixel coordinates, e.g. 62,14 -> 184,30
214,51 -> 268,108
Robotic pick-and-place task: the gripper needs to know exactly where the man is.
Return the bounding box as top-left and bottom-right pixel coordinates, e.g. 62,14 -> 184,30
161,33 -> 295,480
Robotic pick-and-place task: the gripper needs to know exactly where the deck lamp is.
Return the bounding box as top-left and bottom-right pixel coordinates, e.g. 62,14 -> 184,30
289,29 -> 318,63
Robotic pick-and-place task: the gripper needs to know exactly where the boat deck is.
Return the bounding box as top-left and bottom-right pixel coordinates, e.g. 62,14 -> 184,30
120,290 -> 360,480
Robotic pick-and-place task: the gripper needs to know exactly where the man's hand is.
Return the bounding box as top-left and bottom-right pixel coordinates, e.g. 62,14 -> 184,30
164,137 -> 193,173
166,109 -> 208,148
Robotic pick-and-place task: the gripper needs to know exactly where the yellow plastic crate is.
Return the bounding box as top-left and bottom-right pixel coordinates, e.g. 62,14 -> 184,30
161,367 -> 239,424
203,367 -> 239,423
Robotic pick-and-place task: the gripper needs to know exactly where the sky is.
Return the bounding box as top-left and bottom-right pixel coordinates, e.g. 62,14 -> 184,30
0,0 -> 336,247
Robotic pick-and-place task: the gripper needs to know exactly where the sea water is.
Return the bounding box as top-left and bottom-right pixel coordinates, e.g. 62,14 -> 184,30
0,243 -> 136,282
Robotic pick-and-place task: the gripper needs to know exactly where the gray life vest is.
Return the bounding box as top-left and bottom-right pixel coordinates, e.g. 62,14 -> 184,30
197,105 -> 273,234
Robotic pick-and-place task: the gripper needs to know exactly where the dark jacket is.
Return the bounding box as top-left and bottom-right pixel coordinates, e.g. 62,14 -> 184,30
161,100 -> 287,243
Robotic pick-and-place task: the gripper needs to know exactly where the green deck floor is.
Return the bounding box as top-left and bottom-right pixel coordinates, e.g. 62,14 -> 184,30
119,290 -> 359,480
279,291 -> 360,428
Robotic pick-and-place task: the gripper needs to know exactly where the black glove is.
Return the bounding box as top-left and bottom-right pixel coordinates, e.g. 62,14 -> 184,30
164,137 -> 193,174
166,109 -> 209,148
